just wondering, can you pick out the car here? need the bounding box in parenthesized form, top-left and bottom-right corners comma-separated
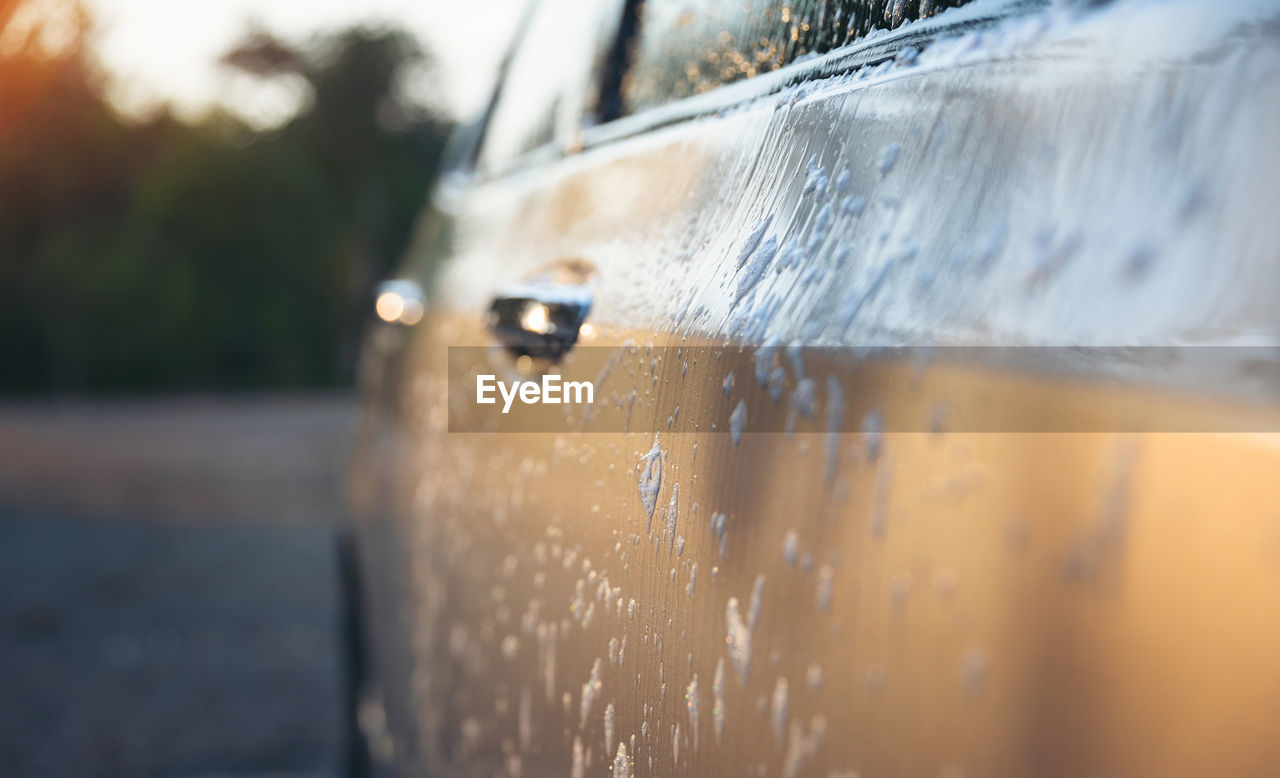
(347, 0, 1280, 776)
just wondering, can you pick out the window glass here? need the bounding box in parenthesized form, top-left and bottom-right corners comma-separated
(623, 0, 972, 114)
(477, 0, 624, 174)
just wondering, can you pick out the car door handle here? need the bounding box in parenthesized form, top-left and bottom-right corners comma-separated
(486, 281, 593, 360)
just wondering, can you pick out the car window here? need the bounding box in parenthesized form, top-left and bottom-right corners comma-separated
(477, 0, 626, 176)
(622, 0, 972, 115)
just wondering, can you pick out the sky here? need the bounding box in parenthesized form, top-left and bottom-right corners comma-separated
(76, 0, 526, 127)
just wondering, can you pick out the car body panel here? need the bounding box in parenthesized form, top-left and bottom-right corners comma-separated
(350, 1, 1280, 776)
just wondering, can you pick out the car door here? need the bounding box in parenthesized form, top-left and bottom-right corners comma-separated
(351, 1, 1280, 776)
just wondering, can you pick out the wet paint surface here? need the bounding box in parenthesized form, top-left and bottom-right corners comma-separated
(351, 1, 1280, 776)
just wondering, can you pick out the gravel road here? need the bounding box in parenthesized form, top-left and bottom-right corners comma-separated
(0, 396, 357, 778)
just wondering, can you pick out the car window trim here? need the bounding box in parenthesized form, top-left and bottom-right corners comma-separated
(581, 0, 1043, 152)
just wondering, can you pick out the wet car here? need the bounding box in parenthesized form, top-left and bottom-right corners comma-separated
(348, 0, 1280, 776)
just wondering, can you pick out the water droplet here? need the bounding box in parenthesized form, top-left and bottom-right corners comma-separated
(777, 238, 803, 272)
(782, 530, 799, 566)
(862, 409, 883, 460)
(736, 235, 779, 303)
(712, 658, 726, 742)
(686, 673, 700, 750)
(580, 658, 603, 727)
(540, 622, 558, 702)
(840, 194, 866, 216)
(1123, 241, 1156, 282)
(1066, 440, 1138, 581)
(725, 575, 765, 683)
(736, 215, 774, 270)
(835, 168, 851, 193)
(666, 483, 679, 554)
(710, 512, 728, 558)
(974, 221, 1007, 272)
(725, 598, 752, 684)
(765, 366, 785, 403)
(604, 702, 616, 755)
(834, 257, 894, 331)
(806, 662, 824, 691)
(748, 574, 765, 628)
(771, 678, 790, 743)
(824, 376, 845, 484)
(1026, 227, 1082, 290)
(519, 686, 532, 751)
(729, 400, 746, 445)
(816, 565, 835, 612)
(879, 141, 902, 175)
(572, 736, 585, 778)
(814, 203, 831, 235)
(802, 154, 829, 197)
(638, 437, 663, 532)
(612, 741, 632, 778)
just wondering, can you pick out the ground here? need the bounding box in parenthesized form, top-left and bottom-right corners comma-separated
(0, 395, 356, 777)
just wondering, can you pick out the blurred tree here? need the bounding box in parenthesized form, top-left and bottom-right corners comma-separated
(0, 2, 449, 392)
(222, 27, 447, 377)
